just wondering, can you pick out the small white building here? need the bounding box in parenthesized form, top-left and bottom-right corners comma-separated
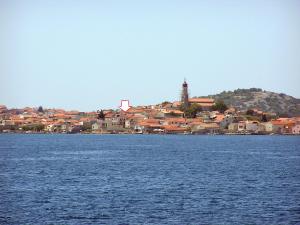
(1, 120, 15, 126)
(292, 124, 300, 134)
(92, 120, 104, 131)
(264, 122, 274, 133)
(238, 121, 246, 132)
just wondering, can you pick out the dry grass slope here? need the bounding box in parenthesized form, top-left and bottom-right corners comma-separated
(199, 88, 300, 116)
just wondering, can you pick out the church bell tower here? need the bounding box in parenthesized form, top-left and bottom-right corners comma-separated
(181, 79, 189, 110)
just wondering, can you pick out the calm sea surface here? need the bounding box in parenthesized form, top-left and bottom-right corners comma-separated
(0, 134, 300, 225)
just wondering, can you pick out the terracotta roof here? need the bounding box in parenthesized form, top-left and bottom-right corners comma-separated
(277, 118, 292, 122)
(65, 111, 80, 115)
(79, 117, 92, 122)
(166, 118, 186, 123)
(164, 110, 184, 114)
(124, 114, 135, 119)
(271, 120, 295, 126)
(139, 121, 161, 127)
(143, 119, 160, 123)
(53, 109, 66, 113)
(86, 112, 97, 115)
(104, 112, 113, 118)
(189, 98, 214, 103)
(172, 101, 182, 107)
(53, 114, 71, 119)
(293, 117, 300, 122)
(132, 114, 147, 120)
(138, 119, 161, 127)
(190, 121, 205, 126)
(214, 115, 225, 123)
(127, 108, 146, 113)
(164, 125, 188, 131)
(196, 103, 214, 107)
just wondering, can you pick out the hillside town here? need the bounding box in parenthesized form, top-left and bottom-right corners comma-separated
(1, 81, 300, 135)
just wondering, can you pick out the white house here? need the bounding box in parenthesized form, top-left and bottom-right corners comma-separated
(92, 120, 104, 132)
(292, 124, 300, 134)
(238, 121, 246, 132)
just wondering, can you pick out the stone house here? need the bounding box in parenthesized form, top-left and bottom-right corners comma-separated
(245, 121, 259, 132)
(228, 123, 238, 132)
(190, 122, 220, 134)
(103, 113, 126, 132)
(219, 115, 235, 129)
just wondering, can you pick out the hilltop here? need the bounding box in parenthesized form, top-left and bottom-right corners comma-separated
(200, 88, 300, 117)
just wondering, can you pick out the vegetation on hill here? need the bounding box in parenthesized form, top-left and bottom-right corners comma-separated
(199, 88, 300, 117)
(211, 100, 228, 113)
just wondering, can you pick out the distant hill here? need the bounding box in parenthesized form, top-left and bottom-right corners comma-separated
(200, 88, 300, 117)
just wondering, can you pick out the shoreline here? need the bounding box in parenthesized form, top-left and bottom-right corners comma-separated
(1, 131, 299, 136)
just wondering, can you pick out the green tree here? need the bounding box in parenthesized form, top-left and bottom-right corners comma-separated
(179, 104, 186, 112)
(211, 100, 228, 113)
(184, 103, 202, 118)
(161, 101, 171, 107)
(21, 125, 31, 131)
(34, 124, 45, 132)
(22, 124, 45, 132)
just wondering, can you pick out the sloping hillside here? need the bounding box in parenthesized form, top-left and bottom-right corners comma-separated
(201, 88, 300, 116)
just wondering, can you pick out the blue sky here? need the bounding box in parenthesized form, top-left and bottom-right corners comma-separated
(1, 0, 299, 111)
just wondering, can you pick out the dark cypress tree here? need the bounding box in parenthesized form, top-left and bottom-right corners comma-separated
(261, 114, 268, 122)
(37, 106, 44, 113)
(97, 110, 105, 120)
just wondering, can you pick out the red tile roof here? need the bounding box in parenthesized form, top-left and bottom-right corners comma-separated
(166, 118, 186, 123)
(164, 110, 184, 114)
(164, 125, 188, 131)
(189, 98, 214, 103)
(172, 101, 182, 107)
(214, 115, 225, 123)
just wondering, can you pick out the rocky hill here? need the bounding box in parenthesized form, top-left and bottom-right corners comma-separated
(200, 88, 300, 116)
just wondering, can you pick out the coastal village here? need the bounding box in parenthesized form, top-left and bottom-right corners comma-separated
(1, 81, 300, 135)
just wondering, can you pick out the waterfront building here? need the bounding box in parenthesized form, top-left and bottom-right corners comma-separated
(292, 123, 300, 134)
(103, 112, 126, 132)
(245, 121, 260, 132)
(228, 123, 238, 132)
(237, 121, 246, 132)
